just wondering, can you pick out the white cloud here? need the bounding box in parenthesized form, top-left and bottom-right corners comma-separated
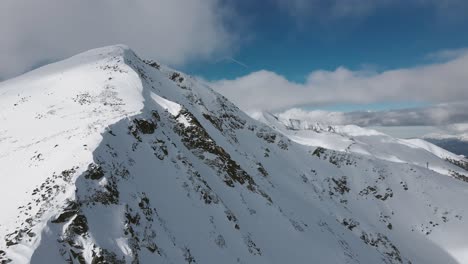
(0, 0, 239, 79)
(211, 49, 468, 112)
(272, 102, 468, 138)
(426, 48, 468, 61)
(276, 102, 468, 127)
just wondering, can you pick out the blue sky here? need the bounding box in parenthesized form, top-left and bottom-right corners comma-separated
(184, 0, 468, 118)
(183, 0, 468, 84)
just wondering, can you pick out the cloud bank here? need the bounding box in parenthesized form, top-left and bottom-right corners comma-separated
(0, 0, 238, 80)
(212, 49, 468, 112)
(271, 102, 468, 138)
(276, 102, 468, 127)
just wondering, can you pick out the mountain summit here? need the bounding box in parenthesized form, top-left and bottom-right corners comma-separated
(1, 46, 468, 263)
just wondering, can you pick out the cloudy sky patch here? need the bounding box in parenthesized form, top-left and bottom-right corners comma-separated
(0, 0, 238, 79)
(2, 0, 468, 138)
(211, 50, 468, 112)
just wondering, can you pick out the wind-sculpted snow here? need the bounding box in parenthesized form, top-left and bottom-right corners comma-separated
(1, 46, 468, 263)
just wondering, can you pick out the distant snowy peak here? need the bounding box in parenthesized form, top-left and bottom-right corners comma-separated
(255, 111, 467, 168)
(256, 111, 385, 137)
(261, 110, 468, 160)
(252, 112, 335, 133)
(278, 116, 334, 132)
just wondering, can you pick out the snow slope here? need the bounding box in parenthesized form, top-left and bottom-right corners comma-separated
(1, 46, 468, 263)
(423, 136, 468, 158)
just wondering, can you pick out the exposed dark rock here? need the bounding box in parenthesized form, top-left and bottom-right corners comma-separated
(134, 118, 156, 134)
(84, 163, 105, 180)
(332, 176, 350, 195)
(68, 215, 88, 235)
(52, 201, 80, 223)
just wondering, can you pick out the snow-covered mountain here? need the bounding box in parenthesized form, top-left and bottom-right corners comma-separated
(1, 45, 468, 264)
(255, 112, 467, 174)
(422, 135, 468, 158)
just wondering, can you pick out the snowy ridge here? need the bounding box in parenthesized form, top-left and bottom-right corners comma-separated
(1, 46, 468, 263)
(257, 112, 467, 174)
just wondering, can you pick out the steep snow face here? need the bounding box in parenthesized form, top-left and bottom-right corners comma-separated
(0, 45, 145, 257)
(1, 46, 468, 264)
